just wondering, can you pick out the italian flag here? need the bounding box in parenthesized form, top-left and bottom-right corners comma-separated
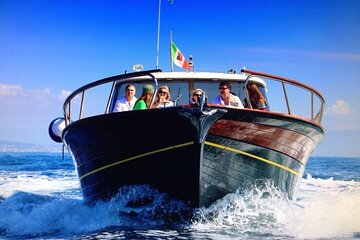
(171, 42, 190, 70)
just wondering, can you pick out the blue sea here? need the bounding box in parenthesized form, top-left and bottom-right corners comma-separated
(0, 152, 359, 239)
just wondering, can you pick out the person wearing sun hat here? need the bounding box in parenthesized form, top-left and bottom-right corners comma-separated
(133, 84, 155, 110)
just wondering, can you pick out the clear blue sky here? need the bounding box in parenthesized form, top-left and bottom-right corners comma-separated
(1, 0, 359, 156)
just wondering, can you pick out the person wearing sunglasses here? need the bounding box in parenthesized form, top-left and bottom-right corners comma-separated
(113, 84, 137, 112)
(212, 81, 244, 108)
(191, 88, 204, 104)
(151, 85, 174, 108)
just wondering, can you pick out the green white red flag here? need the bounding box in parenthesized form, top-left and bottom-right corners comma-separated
(171, 42, 190, 70)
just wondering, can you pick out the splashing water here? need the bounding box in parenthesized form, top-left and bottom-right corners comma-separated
(1, 153, 360, 239)
(287, 174, 360, 239)
(190, 180, 294, 238)
(189, 177, 360, 239)
(0, 184, 194, 238)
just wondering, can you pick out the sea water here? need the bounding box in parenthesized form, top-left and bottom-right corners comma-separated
(0, 152, 359, 239)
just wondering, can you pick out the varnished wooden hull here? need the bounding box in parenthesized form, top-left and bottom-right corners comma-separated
(200, 109, 323, 205)
(63, 106, 324, 207)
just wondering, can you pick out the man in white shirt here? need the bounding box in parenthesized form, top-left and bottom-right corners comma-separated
(113, 84, 137, 112)
(212, 81, 244, 108)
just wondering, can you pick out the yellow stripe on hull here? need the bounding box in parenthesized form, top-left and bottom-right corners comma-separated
(204, 141, 299, 176)
(79, 139, 298, 181)
(79, 141, 195, 181)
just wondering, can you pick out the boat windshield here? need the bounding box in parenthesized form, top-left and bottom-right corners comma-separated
(63, 69, 324, 125)
(110, 78, 268, 111)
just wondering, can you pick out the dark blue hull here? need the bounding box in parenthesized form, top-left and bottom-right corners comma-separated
(64, 106, 324, 207)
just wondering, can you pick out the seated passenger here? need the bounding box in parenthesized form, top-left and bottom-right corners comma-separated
(212, 81, 244, 108)
(191, 88, 204, 104)
(133, 84, 155, 110)
(246, 82, 267, 111)
(113, 84, 137, 112)
(151, 85, 174, 108)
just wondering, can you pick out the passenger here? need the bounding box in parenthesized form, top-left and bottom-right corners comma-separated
(133, 84, 155, 110)
(212, 81, 244, 108)
(113, 84, 137, 112)
(151, 85, 174, 108)
(191, 88, 204, 104)
(246, 82, 267, 111)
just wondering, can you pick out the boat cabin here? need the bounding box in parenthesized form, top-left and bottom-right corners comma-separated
(61, 69, 324, 128)
(110, 71, 268, 112)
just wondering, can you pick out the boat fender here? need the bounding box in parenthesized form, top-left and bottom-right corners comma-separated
(48, 117, 66, 143)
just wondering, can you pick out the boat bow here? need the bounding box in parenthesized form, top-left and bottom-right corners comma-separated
(177, 106, 227, 144)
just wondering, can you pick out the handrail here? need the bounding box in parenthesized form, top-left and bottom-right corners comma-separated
(79, 90, 85, 119)
(149, 73, 159, 107)
(62, 68, 325, 127)
(241, 69, 325, 124)
(281, 82, 291, 114)
(241, 69, 325, 101)
(63, 69, 162, 125)
(105, 81, 117, 114)
(243, 74, 252, 109)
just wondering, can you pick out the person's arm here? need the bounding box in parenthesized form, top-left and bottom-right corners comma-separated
(113, 99, 123, 112)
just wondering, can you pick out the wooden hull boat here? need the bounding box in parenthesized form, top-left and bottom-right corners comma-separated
(50, 69, 325, 207)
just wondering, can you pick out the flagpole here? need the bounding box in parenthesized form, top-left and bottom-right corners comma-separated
(170, 31, 173, 72)
(156, 0, 161, 69)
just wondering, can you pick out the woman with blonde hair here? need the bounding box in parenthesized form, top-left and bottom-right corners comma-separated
(246, 82, 267, 110)
(152, 85, 174, 108)
(191, 88, 204, 104)
(133, 84, 155, 110)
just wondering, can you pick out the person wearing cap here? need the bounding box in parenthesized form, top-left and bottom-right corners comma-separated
(133, 84, 155, 110)
(212, 81, 244, 108)
(113, 84, 137, 112)
(151, 85, 174, 108)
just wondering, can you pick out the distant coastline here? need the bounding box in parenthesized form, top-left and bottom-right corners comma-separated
(0, 140, 63, 153)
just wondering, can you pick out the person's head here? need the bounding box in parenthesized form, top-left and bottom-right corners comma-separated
(218, 81, 232, 98)
(247, 83, 262, 97)
(142, 84, 155, 95)
(140, 84, 155, 107)
(192, 88, 203, 103)
(125, 84, 136, 99)
(157, 85, 171, 101)
(247, 82, 267, 108)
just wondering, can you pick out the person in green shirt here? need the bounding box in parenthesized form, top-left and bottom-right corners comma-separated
(133, 84, 155, 110)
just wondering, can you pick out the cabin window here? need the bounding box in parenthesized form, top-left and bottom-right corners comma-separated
(110, 81, 190, 111)
(194, 81, 247, 105)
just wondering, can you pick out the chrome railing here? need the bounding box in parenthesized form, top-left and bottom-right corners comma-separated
(63, 68, 325, 127)
(63, 69, 161, 126)
(242, 69, 325, 124)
